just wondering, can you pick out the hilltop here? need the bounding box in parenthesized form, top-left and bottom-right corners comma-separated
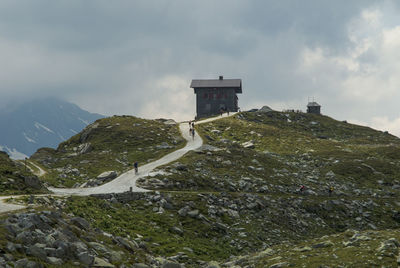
(31, 115, 186, 187)
(1, 109, 400, 267)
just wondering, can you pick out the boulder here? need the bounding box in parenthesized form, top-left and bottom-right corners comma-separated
(114, 236, 137, 252)
(78, 143, 92, 154)
(188, 210, 199, 218)
(242, 141, 255, 149)
(178, 206, 190, 217)
(97, 171, 118, 182)
(170, 226, 184, 235)
(47, 257, 63, 265)
(93, 257, 115, 267)
(312, 240, 334, 248)
(24, 176, 42, 189)
(89, 242, 109, 255)
(15, 258, 39, 268)
(71, 217, 90, 230)
(27, 243, 47, 260)
(78, 251, 94, 266)
(156, 142, 172, 149)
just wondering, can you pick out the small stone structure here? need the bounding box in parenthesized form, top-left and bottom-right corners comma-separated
(190, 76, 242, 119)
(307, 101, 321, 115)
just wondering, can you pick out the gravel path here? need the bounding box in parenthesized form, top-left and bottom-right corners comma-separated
(28, 161, 47, 177)
(49, 113, 234, 195)
(0, 196, 26, 213)
(0, 113, 234, 212)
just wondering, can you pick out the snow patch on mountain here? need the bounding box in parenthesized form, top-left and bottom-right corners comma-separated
(34, 122, 54, 133)
(57, 133, 66, 141)
(78, 117, 89, 125)
(23, 133, 36, 143)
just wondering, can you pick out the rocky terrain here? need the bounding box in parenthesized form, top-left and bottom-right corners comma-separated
(2, 109, 400, 267)
(31, 115, 185, 188)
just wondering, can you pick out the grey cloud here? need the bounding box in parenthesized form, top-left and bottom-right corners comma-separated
(0, 0, 399, 134)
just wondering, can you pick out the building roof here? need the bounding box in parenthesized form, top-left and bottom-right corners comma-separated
(190, 78, 242, 93)
(307, 101, 321, 107)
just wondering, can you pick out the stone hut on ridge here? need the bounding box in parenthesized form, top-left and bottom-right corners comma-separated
(307, 101, 321, 115)
(190, 76, 242, 119)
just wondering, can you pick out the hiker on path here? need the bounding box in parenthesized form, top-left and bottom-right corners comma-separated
(134, 161, 138, 174)
(191, 128, 195, 140)
(328, 186, 334, 196)
(299, 185, 305, 193)
(191, 121, 195, 129)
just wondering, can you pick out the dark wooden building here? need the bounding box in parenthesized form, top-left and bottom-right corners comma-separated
(307, 101, 321, 115)
(190, 76, 242, 119)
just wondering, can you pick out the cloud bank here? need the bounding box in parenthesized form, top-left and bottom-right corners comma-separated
(1, 1, 400, 135)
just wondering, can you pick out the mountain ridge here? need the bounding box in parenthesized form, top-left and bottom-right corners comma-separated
(0, 98, 104, 159)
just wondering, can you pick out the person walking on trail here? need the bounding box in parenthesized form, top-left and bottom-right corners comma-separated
(191, 128, 195, 140)
(328, 186, 334, 196)
(191, 121, 195, 129)
(299, 185, 305, 193)
(134, 161, 138, 174)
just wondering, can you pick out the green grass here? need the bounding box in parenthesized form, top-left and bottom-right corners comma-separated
(245, 228, 400, 267)
(144, 111, 400, 196)
(64, 195, 240, 265)
(0, 151, 47, 195)
(31, 115, 186, 187)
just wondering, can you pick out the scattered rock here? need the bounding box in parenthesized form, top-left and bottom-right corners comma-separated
(242, 141, 255, 149)
(97, 171, 118, 182)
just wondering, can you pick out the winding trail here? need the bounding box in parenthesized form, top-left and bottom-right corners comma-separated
(28, 160, 47, 177)
(0, 113, 234, 212)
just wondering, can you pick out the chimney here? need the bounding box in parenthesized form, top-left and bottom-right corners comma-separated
(219, 75, 223, 80)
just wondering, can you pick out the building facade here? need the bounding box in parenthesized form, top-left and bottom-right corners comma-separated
(307, 101, 321, 114)
(190, 76, 242, 119)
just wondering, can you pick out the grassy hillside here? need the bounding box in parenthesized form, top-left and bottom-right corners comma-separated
(229, 228, 400, 267)
(131, 110, 400, 265)
(139, 111, 400, 196)
(13, 110, 400, 266)
(0, 151, 47, 195)
(31, 115, 186, 187)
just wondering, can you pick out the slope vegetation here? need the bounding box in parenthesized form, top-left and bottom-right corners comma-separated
(8, 110, 400, 267)
(0, 151, 47, 195)
(31, 115, 185, 187)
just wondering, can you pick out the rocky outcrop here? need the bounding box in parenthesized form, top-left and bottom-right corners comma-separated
(1, 211, 127, 267)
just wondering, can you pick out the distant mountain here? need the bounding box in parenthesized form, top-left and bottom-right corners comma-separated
(0, 98, 104, 159)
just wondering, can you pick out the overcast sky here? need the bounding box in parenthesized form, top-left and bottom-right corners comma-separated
(2, 0, 400, 135)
